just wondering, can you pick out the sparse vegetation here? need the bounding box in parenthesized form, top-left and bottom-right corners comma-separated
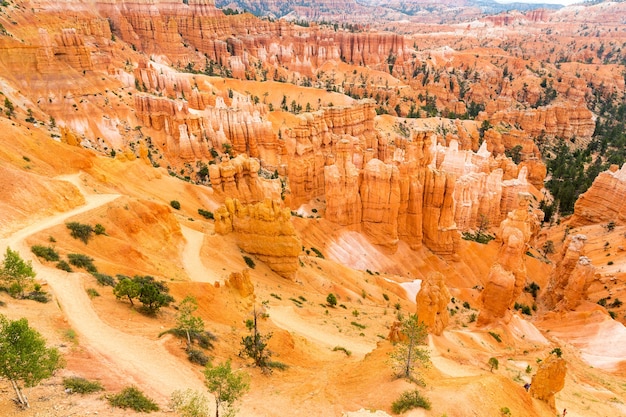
(488, 357, 499, 372)
(92, 272, 115, 287)
(390, 314, 429, 384)
(326, 293, 337, 307)
(1, 247, 36, 298)
(243, 255, 256, 269)
(113, 275, 174, 314)
(86, 288, 100, 298)
(170, 200, 181, 210)
(240, 307, 276, 372)
(198, 209, 214, 219)
(170, 389, 211, 417)
(0, 314, 63, 408)
(94, 223, 106, 235)
(204, 360, 249, 417)
(489, 332, 502, 343)
(31, 245, 60, 262)
(56, 260, 73, 272)
(332, 346, 352, 356)
(66, 222, 94, 244)
(63, 376, 104, 394)
(108, 386, 159, 412)
(67, 253, 98, 273)
(391, 389, 431, 413)
(550, 347, 563, 358)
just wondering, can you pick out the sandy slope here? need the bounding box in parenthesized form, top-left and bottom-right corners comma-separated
(0, 174, 205, 403)
(270, 305, 376, 358)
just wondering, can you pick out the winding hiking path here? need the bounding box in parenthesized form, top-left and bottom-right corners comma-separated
(180, 225, 217, 284)
(0, 174, 205, 400)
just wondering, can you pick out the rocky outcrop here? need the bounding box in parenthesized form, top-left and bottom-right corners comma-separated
(542, 235, 595, 311)
(214, 198, 301, 278)
(571, 164, 626, 226)
(387, 321, 405, 343)
(226, 268, 255, 298)
(416, 272, 450, 336)
(530, 354, 567, 410)
(487, 102, 595, 143)
(478, 193, 538, 326)
(209, 154, 265, 204)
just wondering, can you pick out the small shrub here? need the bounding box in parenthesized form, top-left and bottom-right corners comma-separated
(94, 224, 106, 235)
(243, 255, 256, 269)
(468, 313, 477, 323)
(524, 282, 541, 298)
(267, 361, 289, 371)
(608, 261, 614, 265)
(56, 260, 73, 272)
(391, 389, 431, 413)
(488, 357, 499, 372)
(270, 293, 282, 300)
(92, 272, 115, 287)
(611, 298, 623, 308)
(489, 332, 502, 343)
(462, 301, 471, 309)
(525, 365, 532, 374)
(186, 348, 210, 366)
(461, 230, 494, 244)
(383, 293, 390, 301)
(310, 247, 324, 259)
(26, 291, 50, 303)
(170, 200, 181, 210)
(66, 222, 94, 244)
(550, 347, 563, 358)
(332, 346, 352, 356)
(31, 245, 59, 262)
(500, 407, 511, 416)
(350, 321, 366, 329)
(197, 209, 214, 219)
(326, 293, 337, 307)
(108, 386, 159, 412)
(63, 376, 104, 394)
(86, 288, 100, 298)
(67, 253, 97, 273)
(609, 310, 617, 319)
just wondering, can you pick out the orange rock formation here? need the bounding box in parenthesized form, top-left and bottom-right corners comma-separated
(214, 198, 301, 278)
(416, 272, 450, 336)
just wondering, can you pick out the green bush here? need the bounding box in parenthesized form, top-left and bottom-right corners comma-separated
(170, 200, 181, 210)
(243, 255, 255, 269)
(63, 376, 104, 394)
(56, 260, 73, 272)
(86, 288, 100, 298)
(332, 346, 352, 356)
(197, 209, 214, 219)
(391, 390, 431, 413)
(186, 348, 210, 366)
(461, 231, 495, 244)
(350, 321, 366, 329)
(310, 247, 324, 259)
(108, 386, 159, 412)
(67, 253, 97, 273)
(66, 222, 94, 244)
(26, 291, 50, 303)
(31, 245, 60, 262)
(267, 360, 289, 371)
(326, 293, 337, 307)
(94, 224, 106, 235)
(489, 331, 502, 343)
(92, 272, 115, 287)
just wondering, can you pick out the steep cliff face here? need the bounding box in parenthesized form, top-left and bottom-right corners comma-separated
(478, 193, 539, 326)
(571, 164, 626, 226)
(487, 102, 595, 144)
(542, 234, 595, 311)
(214, 198, 302, 278)
(416, 272, 450, 336)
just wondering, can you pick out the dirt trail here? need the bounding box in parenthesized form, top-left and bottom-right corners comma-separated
(180, 225, 217, 284)
(0, 174, 205, 401)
